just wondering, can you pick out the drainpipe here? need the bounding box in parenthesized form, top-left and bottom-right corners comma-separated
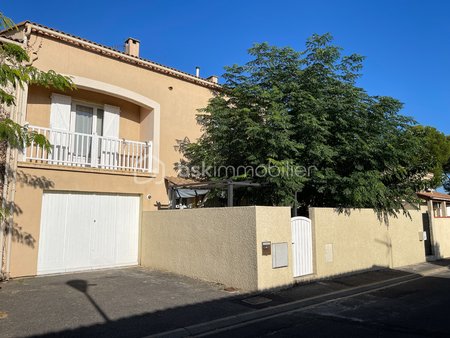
(1, 28, 30, 278)
(24, 25, 39, 66)
(4, 82, 27, 278)
(4, 149, 18, 276)
(0, 145, 11, 278)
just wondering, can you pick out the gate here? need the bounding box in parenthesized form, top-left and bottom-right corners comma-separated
(291, 216, 313, 277)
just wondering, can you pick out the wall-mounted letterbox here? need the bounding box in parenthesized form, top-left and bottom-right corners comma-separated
(262, 241, 271, 255)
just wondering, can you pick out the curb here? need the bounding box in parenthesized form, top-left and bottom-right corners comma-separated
(149, 264, 450, 337)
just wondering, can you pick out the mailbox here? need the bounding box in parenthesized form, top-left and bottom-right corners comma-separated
(262, 241, 271, 255)
(419, 231, 427, 241)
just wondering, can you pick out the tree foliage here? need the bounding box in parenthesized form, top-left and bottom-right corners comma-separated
(0, 13, 74, 150)
(181, 33, 434, 215)
(410, 126, 450, 188)
(0, 13, 74, 220)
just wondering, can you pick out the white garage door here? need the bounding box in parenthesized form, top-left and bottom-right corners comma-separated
(37, 192, 140, 275)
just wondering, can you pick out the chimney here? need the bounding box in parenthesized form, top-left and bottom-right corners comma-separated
(207, 75, 219, 84)
(125, 37, 140, 57)
(195, 66, 200, 78)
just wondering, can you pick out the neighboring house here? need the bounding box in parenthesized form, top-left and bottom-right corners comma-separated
(0, 22, 218, 278)
(417, 190, 450, 258)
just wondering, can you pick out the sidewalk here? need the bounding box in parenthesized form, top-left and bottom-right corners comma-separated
(155, 259, 450, 337)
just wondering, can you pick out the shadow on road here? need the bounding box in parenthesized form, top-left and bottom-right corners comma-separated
(27, 264, 450, 338)
(66, 279, 110, 322)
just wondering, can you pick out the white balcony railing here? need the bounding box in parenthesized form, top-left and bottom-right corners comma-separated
(24, 126, 153, 173)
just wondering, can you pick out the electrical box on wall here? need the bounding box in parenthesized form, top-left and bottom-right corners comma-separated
(272, 242, 288, 268)
(419, 231, 427, 241)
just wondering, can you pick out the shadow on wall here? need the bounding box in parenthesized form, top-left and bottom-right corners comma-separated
(6, 221, 36, 248)
(24, 264, 450, 338)
(374, 234, 394, 267)
(16, 170, 55, 189)
(2, 170, 55, 248)
(434, 242, 442, 260)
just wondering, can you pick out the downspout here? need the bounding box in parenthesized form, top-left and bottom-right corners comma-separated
(0, 35, 21, 278)
(4, 82, 28, 277)
(0, 145, 11, 279)
(23, 24, 32, 46)
(1, 26, 31, 278)
(24, 24, 39, 66)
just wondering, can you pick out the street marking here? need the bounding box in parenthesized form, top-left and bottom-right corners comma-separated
(150, 266, 450, 338)
(193, 275, 426, 337)
(242, 296, 272, 305)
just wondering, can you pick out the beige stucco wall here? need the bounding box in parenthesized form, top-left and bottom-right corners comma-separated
(26, 86, 142, 141)
(141, 206, 293, 291)
(308, 206, 427, 279)
(255, 207, 293, 290)
(141, 207, 259, 290)
(8, 31, 215, 277)
(10, 164, 160, 278)
(431, 217, 450, 258)
(28, 32, 212, 200)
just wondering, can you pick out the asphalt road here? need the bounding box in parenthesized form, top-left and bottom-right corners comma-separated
(207, 269, 450, 337)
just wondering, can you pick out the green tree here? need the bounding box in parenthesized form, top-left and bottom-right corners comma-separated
(181, 33, 433, 215)
(0, 13, 73, 150)
(0, 13, 74, 218)
(443, 135, 450, 193)
(411, 126, 450, 188)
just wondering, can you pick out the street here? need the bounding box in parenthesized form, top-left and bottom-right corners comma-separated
(207, 268, 450, 337)
(1, 265, 449, 337)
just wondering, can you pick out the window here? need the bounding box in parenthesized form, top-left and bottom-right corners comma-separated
(433, 202, 444, 217)
(72, 102, 105, 159)
(73, 104, 104, 136)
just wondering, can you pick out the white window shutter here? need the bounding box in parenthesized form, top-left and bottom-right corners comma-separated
(103, 104, 120, 138)
(101, 104, 120, 169)
(50, 94, 71, 131)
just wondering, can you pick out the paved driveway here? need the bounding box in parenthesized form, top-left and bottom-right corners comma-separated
(0, 267, 247, 337)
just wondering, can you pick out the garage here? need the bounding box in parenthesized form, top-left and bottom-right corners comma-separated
(37, 192, 140, 275)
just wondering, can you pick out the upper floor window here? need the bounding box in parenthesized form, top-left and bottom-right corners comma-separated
(73, 103, 104, 136)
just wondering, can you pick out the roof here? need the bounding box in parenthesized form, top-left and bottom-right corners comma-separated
(2, 21, 220, 90)
(417, 191, 450, 202)
(165, 176, 201, 186)
(0, 35, 21, 46)
(165, 176, 263, 189)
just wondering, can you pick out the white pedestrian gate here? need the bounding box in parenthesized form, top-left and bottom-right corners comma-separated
(37, 192, 140, 275)
(291, 216, 313, 277)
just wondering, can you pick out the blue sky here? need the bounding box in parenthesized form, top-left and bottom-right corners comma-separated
(3, 0, 449, 133)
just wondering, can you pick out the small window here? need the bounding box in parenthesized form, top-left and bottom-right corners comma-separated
(433, 202, 443, 217)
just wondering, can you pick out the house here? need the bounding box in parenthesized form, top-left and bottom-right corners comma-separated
(417, 190, 450, 258)
(0, 22, 218, 278)
(2, 22, 450, 292)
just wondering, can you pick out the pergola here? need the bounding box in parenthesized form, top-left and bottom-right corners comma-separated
(166, 177, 263, 208)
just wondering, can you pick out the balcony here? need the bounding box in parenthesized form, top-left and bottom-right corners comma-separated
(23, 126, 153, 173)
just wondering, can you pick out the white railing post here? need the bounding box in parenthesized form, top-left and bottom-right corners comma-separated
(147, 140, 153, 173)
(91, 133, 99, 168)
